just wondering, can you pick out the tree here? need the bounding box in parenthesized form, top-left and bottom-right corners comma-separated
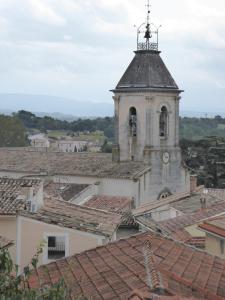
(101, 140, 112, 153)
(0, 243, 68, 300)
(0, 115, 28, 147)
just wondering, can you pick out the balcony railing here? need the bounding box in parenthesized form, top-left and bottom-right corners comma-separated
(137, 42, 158, 51)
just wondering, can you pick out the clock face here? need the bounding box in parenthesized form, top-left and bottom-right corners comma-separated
(162, 152, 170, 164)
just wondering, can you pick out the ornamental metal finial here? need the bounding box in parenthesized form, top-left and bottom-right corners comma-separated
(135, 0, 161, 51)
(144, 0, 152, 40)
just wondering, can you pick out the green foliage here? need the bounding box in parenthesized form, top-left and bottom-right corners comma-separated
(101, 140, 112, 153)
(15, 111, 115, 140)
(180, 116, 225, 140)
(0, 243, 69, 300)
(181, 136, 225, 188)
(0, 115, 28, 147)
(15, 111, 225, 142)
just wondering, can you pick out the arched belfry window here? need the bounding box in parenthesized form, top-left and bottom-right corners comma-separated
(159, 106, 168, 137)
(129, 107, 137, 137)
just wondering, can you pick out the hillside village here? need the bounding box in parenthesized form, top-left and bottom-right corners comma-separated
(1, 3, 225, 300)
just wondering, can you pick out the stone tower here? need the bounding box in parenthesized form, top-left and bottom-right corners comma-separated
(111, 3, 190, 201)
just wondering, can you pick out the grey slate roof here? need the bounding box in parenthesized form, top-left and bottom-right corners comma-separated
(114, 50, 179, 92)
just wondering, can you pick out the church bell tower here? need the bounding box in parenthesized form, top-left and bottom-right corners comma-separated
(111, 1, 190, 200)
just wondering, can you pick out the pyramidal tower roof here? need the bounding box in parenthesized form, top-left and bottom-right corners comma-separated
(115, 50, 179, 92)
(112, 1, 180, 93)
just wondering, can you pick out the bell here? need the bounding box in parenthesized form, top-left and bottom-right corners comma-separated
(144, 29, 152, 39)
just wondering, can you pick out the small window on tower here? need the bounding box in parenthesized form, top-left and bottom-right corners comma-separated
(159, 106, 168, 137)
(129, 107, 137, 137)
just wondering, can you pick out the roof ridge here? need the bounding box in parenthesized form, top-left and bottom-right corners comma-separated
(45, 197, 123, 217)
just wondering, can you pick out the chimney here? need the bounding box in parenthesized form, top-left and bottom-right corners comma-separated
(190, 175, 197, 193)
(200, 189, 208, 209)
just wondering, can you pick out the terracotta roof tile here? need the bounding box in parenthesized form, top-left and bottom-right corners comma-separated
(29, 232, 225, 299)
(19, 197, 122, 237)
(133, 189, 225, 218)
(132, 193, 190, 216)
(84, 195, 133, 214)
(199, 215, 225, 238)
(0, 149, 148, 179)
(137, 200, 225, 242)
(0, 178, 42, 215)
(44, 181, 89, 201)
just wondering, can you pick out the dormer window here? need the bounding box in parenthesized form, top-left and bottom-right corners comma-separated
(129, 107, 137, 137)
(159, 106, 168, 137)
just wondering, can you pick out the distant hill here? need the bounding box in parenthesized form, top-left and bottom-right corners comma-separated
(0, 94, 114, 117)
(180, 111, 225, 118)
(0, 93, 224, 119)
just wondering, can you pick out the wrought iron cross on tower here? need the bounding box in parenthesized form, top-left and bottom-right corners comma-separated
(136, 0, 161, 51)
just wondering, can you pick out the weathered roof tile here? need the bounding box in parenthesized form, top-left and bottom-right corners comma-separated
(0, 149, 148, 179)
(0, 178, 42, 215)
(29, 232, 225, 299)
(19, 197, 122, 237)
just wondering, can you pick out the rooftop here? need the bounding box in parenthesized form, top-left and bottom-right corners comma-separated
(133, 189, 225, 217)
(44, 181, 89, 201)
(20, 197, 123, 237)
(28, 232, 225, 299)
(172, 189, 225, 214)
(84, 195, 133, 214)
(114, 51, 179, 93)
(135, 194, 225, 243)
(132, 192, 190, 217)
(0, 178, 42, 215)
(0, 149, 148, 179)
(199, 215, 225, 239)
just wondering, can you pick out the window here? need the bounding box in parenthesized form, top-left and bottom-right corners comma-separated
(159, 106, 168, 137)
(47, 236, 66, 260)
(129, 107, 137, 137)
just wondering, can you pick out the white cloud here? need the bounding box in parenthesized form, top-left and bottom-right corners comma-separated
(0, 0, 225, 113)
(28, 0, 66, 26)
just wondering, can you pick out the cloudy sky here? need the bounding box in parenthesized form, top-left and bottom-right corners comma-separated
(0, 0, 225, 114)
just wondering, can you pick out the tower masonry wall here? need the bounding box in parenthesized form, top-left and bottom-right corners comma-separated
(113, 91, 190, 202)
(115, 92, 180, 161)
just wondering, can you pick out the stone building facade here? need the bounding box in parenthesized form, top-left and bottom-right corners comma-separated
(112, 49, 190, 200)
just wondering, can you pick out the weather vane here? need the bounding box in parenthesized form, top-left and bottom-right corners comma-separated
(135, 0, 161, 51)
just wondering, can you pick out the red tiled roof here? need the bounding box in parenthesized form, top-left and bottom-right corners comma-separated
(0, 178, 42, 215)
(20, 197, 123, 237)
(128, 289, 196, 299)
(186, 237, 205, 249)
(0, 149, 149, 179)
(207, 189, 225, 201)
(44, 182, 89, 201)
(132, 192, 190, 216)
(159, 201, 225, 235)
(199, 216, 225, 239)
(29, 232, 225, 299)
(133, 189, 225, 218)
(84, 195, 133, 214)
